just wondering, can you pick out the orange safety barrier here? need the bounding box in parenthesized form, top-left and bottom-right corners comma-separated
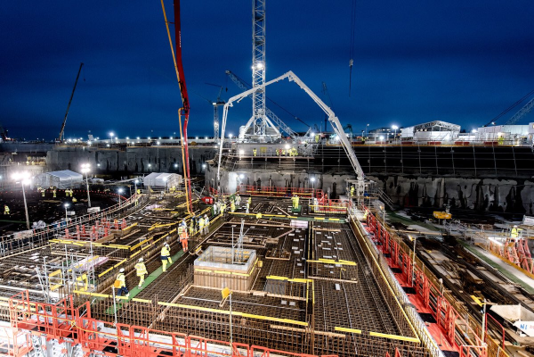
(365, 211, 488, 357)
(488, 238, 534, 276)
(8, 290, 337, 357)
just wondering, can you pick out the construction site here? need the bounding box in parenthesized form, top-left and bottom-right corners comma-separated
(1, 1, 534, 357)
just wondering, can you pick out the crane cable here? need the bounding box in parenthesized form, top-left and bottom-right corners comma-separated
(348, 0, 357, 97)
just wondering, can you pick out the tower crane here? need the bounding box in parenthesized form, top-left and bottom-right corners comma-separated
(57, 62, 83, 142)
(161, 0, 193, 213)
(226, 70, 297, 138)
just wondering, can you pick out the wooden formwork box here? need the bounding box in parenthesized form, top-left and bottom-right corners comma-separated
(193, 258, 259, 291)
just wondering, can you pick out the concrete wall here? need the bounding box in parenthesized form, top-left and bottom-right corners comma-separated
(46, 146, 216, 175)
(368, 175, 534, 214)
(205, 164, 354, 199)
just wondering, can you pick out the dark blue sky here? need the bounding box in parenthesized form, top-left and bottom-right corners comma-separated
(1, 1, 533, 140)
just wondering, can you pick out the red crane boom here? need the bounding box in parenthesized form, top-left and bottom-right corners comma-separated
(161, 0, 193, 213)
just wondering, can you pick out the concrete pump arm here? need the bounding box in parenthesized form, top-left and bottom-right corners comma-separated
(217, 70, 365, 195)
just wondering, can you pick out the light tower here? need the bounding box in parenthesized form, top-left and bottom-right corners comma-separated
(240, 0, 281, 141)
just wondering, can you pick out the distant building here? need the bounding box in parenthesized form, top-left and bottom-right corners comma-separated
(400, 121, 460, 142)
(475, 124, 529, 144)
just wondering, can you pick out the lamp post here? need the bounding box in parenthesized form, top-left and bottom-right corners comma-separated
(64, 203, 70, 224)
(118, 188, 124, 207)
(310, 177, 316, 198)
(366, 124, 369, 137)
(80, 163, 91, 208)
(12, 172, 31, 230)
(109, 132, 115, 145)
(391, 125, 398, 144)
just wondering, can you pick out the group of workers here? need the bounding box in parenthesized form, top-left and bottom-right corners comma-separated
(275, 147, 298, 157)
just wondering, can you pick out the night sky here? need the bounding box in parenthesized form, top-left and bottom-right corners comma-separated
(1, 1, 533, 141)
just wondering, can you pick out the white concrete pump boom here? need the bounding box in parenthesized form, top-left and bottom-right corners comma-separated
(217, 70, 366, 196)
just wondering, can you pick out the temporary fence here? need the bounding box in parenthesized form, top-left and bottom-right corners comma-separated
(8, 290, 339, 357)
(487, 238, 534, 277)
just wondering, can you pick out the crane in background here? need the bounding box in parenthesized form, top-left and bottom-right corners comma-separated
(57, 62, 84, 142)
(161, 0, 193, 213)
(321, 82, 334, 132)
(484, 89, 534, 127)
(205, 83, 226, 142)
(225, 70, 300, 138)
(504, 96, 534, 126)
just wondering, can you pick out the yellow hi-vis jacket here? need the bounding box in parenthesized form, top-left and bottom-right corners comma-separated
(115, 273, 126, 288)
(511, 228, 519, 238)
(135, 262, 147, 276)
(161, 246, 170, 258)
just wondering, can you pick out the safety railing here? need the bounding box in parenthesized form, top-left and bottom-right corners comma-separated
(361, 209, 492, 357)
(0, 192, 149, 258)
(8, 290, 338, 357)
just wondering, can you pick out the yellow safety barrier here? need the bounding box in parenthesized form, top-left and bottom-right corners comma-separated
(335, 327, 362, 334)
(470, 295, 483, 307)
(266, 276, 312, 283)
(369, 331, 420, 343)
(307, 259, 357, 266)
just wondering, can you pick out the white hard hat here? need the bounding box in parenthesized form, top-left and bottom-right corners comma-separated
(120, 268, 125, 273)
(514, 225, 518, 228)
(139, 258, 143, 262)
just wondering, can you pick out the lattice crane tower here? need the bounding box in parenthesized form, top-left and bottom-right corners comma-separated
(240, 0, 281, 141)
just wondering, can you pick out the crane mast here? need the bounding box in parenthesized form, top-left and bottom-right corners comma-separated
(58, 62, 83, 142)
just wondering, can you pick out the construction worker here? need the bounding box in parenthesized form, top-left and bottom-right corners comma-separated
(315, 134, 320, 143)
(292, 194, 299, 209)
(203, 214, 210, 235)
(114, 268, 129, 298)
(312, 197, 319, 212)
(53, 188, 57, 198)
(256, 212, 262, 220)
(134, 258, 147, 288)
(247, 196, 252, 205)
(137, 188, 141, 195)
(231, 200, 236, 213)
(511, 225, 520, 239)
(198, 216, 205, 237)
(253, 148, 257, 157)
(221, 201, 227, 217)
(179, 225, 189, 252)
(350, 185, 355, 197)
(161, 242, 172, 272)
(3, 205, 9, 215)
(65, 189, 70, 197)
(235, 193, 241, 206)
(246, 201, 250, 214)
(188, 217, 195, 236)
(72, 197, 77, 203)
(41, 188, 46, 197)
(282, 148, 286, 156)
